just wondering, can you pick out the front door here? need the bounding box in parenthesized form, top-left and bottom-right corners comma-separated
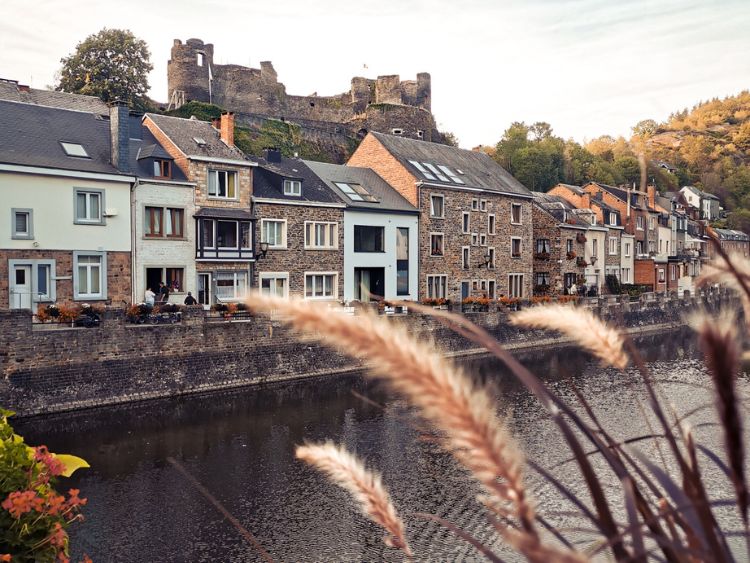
(354, 268, 385, 301)
(461, 281, 470, 301)
(10, 265, 32, 310)
(197, 273, 211, 309)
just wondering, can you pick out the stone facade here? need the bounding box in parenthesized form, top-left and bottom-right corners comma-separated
(530, 205, 586, 293)
(253, 202, 344, 299)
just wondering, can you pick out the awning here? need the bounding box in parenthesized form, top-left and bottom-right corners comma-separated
(194, 207, 254, 220)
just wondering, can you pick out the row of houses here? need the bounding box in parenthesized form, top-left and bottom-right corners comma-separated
(0, 88, 747, 310)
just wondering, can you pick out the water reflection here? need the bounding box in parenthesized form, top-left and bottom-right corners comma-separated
(17, 328, 747, 562)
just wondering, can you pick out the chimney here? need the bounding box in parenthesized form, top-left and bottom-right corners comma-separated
(581, 193, 590, 209)
(109, 100, 130, 173)
(219, 111, 234, 146)
(646, 184, 656, 209)
(264, 147, 282, 163)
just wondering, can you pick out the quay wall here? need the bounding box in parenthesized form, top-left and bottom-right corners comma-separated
(0, 290, 733, 416)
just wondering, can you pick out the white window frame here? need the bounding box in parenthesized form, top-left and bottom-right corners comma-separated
(260, 219, 288, 249)
(11, 208, 33, 240)
(215, 270, 249, 301)
(624, 242, 632, 257)
(622, 268, 631, 284)
(430, 232, 444, 257)
(511, 203, 522, 225)
(259, 272, 290, 297)
(488, 214, 496, 235)
(480, 233, 487, 246)
(207, 169, 239, 200)
(488, 247, 495, 269)
(609, 212, 617, 226)
(608, 237, 618, 255)
(471, 233, 478, 246)
(304, 221, 338, 250)
(430, 194, 445, 218)
(426, 274, 448, 299)
(472, 198, 479, 211)
(304, 271, 338, 300)
(649, 216, 655, 230)
(283, 179, 302, 196)
(511, 237, 522, 258)
(462, 212, 470, 234)
(8, 259, 56, 303)
(74, 188, 105, 225)
(73, 251, 107, 301)
(508, 273, 524, 298)
(636, 216, 644, 230)
(480, 199, 487, 212)
(462, 246, 470, 269)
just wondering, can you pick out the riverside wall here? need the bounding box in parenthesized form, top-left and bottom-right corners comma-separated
(0, 290, 733, 417)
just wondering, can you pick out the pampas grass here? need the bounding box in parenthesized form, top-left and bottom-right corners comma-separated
(295, 441, 411, 556)
(509, 304, 628, 370)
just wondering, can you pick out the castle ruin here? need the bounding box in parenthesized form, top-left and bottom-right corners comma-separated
(167, 38, 441, 148)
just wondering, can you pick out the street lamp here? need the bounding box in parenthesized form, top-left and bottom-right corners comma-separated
(258, 241, 269, 259)
(479, 252, 492, 268)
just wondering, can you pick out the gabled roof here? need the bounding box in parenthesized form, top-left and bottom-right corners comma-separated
(0, 99, 122, 175)
(369, 131, 531, 198)
(129, 124, 189, 183)
(586, 182, 645, 209)
(714, 228, 749, 241)
(144, 113, 249, 163)
(0, 80, 109, 114)
(531, 191, 590, 228)
(252, 156, 343, 204)
(304, 160, 418, 214)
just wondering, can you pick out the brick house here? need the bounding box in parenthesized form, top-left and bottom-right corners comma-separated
(349, 132, 533, 302)
(0, 100, 133, 309)
(305, 160, 420, 302)
(143, 112, 256, 306)
(251, 149, 345, 300)
(530, 192, 587, 294)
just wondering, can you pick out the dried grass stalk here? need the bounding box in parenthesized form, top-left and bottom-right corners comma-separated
(697, 250, 750, 323)
(247, 294, 535, 533)
(509, 304, 628, 370)
(296, 441, 411, 556)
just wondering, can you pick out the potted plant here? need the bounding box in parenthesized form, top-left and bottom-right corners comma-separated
(534, 251, 551, 261)
(576, 257, 588, 267)
(566, 250, 577, 260)
(576, 233, 587, 243)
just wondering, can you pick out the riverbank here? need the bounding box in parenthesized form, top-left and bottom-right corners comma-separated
(0, 290, 732, 417)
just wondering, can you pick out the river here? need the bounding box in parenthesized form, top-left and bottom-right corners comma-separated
(17, 327, 749, 562)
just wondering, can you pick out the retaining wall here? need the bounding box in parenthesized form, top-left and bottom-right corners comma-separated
(0, 290, 733, 416)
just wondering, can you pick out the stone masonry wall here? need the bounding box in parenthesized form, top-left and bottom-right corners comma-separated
(531, 206, 586, 291)
(0, 289, 733, 417)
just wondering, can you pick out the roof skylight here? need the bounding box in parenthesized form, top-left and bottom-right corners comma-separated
(193, 137, 207, 147)
(437, 164, 465, 184)
(60, 142, 89, 158)
(334, 182, 378, 203)
(408, 160, 436, 181)
(423, 163, 449, 182)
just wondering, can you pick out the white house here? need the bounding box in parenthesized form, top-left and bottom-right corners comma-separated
(305, 161, 420, 302)
(620, 233, 635, 284)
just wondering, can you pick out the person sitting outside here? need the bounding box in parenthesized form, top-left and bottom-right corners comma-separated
(184, 292, 198, 306)
(144, 287, 155, 307)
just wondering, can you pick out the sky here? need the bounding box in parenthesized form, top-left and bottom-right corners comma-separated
(1, 0, 749, 149)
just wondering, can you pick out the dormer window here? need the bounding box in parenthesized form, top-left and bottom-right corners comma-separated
(60, 142, 89, 158)
(609, 212, 617, 226)
(153, 159, 172, 179)
(283, 179, 302, 196)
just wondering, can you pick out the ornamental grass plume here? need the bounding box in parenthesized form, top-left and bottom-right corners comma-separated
(295, 441, 411, 556)
(509, 304, 628, 370)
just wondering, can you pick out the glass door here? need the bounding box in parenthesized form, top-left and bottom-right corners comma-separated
(197, 273, 211, 309)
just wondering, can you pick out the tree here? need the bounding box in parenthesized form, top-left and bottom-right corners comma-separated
(56, 28, 153, 110)
(494, 122, 530, 174)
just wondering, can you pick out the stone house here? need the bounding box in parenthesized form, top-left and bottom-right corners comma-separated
(348, 132, 533, 302)
(251, 150, 345, 300)
(709, 227, 750, 260)
(305, 160, 420, 302)
(143, 112, 256, 305)
(0, 100, 133, 309)
(530, 192, 587, 294)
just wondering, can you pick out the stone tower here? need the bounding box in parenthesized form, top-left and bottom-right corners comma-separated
(167, 38, 214, 106)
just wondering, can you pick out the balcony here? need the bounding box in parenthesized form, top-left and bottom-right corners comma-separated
(195, 212, 255, 262)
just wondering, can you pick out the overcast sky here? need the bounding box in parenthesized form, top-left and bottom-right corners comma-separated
(2, 0, 749, 148)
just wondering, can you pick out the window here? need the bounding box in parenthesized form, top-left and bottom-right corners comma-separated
(462, 246, 470, 269)
(305, 222, 338, 249)
(670, 264, 678, 281)
(535, 272, 550, 287)
(11, 209, 33, 239)
(410, 161, 436, 181)
(74, 189, 103, 224)
(471, 233, 478, 246)
(283, 179, 302, 196)
(480, 234, 487, 246)
(430, 194, 444, 218)
(436, 165, 464, 184)
(609, 212, 617, 226)
(488, 214, 496, 235)
(566, 239, 574, 254)
(488, 247, 495, 269)
(624, 242, 631, 257)
(462, 212, 470, 233)
(196, 52, 205, 66)
(590, 215, 597, 226)
(153, 160, 172, 179)
(472, 280, 479, 291)
(649, 217, 655, 230)
(592, 239, 598, 257)
(430, 233, 444, 256)
(472, 198, 479, 211)
(144, 207, 184, 238)
(305, 273, 337, 299)
(208, 170, 238, 199)
(260, 273, 289, 297)
(215, 271, 248, 300)
(636, 241, 644, 255)
(658, 268, 666, 283)
(423, 163, 449, 182)
(636, 216, 644, 230)
(261, 219, 287, 248)
(73, 252, 106, 300)
(480, 199, 487, 212)
(354, 225, 385, 252)
(609, 237, 618, 255)
(508, 274, 524, 298)
(146, 267, 185, 293)
(391, 128, 403, 135)
(396, 227, 410, 295)
(334, 182, 377, 202)
(536, 239, 550, 253)
(427, 275, 447, 299)
(622, 268, 631, 283)
(488, 280, 496, 298)
(511, 237, 522, 258)
(217, 221, 238, 248)
(511, 203, 522, 224)
(60, 142, 89, 158)
(8, 260, 55, 303)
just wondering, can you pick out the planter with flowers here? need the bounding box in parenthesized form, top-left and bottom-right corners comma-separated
(498, 296, 520, 311)
(421, 298, 451, 310)
(462, 296, 490, 312)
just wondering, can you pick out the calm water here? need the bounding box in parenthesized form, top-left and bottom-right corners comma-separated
(17, 328, 749, 562)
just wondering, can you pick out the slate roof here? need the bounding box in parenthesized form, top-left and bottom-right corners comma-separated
(0, 99, 122, 175)
(531, 192, 590, 228)
(252, 155, 343, 204)
(0, 80, 109, 114)
(369, 132, 532, 198)
(194, 208, 254, 220)
(129, 122, 189, 183)
(303, 160, 418, 214)
(588, 182, 645, 209)
(714, 228, 749, 241)
(145, 113, 249, 163)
